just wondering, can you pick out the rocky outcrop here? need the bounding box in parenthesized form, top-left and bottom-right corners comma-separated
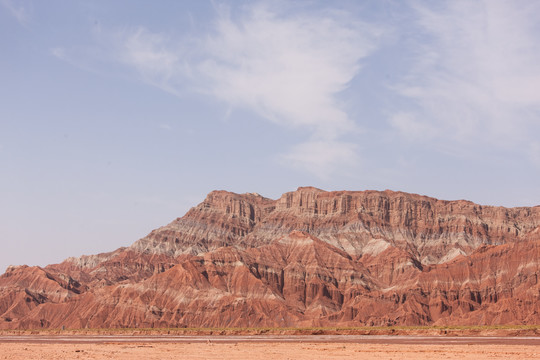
(0, 187, 539, 329)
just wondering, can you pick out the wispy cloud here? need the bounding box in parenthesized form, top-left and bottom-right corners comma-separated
(100, 3, 382, 177)
(194, 5, 378, 139)
(1, 0, 31, 26)
(389, 112, 436, 142)
(391, 0, 540, 152)
(280, 140, 358, 180)
(55, 1, 540, 178)
(117, 28, 184, 96)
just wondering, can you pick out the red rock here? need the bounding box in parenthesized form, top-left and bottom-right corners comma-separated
(0, 188, 539, 329)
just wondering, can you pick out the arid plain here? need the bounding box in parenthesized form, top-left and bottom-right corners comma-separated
(1, 331, 540, 359)
(0, 340, 539, 360)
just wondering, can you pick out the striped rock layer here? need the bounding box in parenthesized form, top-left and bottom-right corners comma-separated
(1, 187, 539, 329)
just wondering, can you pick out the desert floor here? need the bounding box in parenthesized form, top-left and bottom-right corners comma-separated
(1, 339, 539, 360)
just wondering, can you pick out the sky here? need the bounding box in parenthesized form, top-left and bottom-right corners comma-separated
(1, 0, 540, 272)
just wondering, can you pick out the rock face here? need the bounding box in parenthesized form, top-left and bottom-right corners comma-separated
(1, 187, 539, 329)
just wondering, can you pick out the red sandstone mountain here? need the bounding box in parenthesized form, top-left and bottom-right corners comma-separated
(1, 187, 539, 329)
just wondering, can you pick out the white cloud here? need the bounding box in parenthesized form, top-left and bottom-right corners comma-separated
(50, 46, 105, 76)
(195, 5, 378, 139)
(118, 28, 183, 96)
(280, 140, 358, 180)
(1, 0, 31, 26)
(108, 3, 382, 176)
(50, 47, 72, 63)
(391, 0, 540, 150)
(389, 112, 437, 141)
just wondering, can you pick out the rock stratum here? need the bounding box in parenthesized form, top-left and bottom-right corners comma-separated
(1, 187, 539, 329)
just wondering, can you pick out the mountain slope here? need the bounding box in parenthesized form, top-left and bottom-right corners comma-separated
(1, 187, 539, 329)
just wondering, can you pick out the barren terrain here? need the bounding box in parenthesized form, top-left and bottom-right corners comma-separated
(1, 340, 538, 360)
(2, 188, 539, 329)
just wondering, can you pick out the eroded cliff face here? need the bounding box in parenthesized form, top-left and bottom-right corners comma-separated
(1, 187, 539, 329)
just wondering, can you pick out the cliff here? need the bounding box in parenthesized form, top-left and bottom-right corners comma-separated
(1, 187, 538, 329)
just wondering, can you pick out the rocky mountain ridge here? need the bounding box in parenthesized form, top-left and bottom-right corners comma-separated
(1, 187, 539, 329)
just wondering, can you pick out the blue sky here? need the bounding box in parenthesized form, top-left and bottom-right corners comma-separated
(1, 0, 540, 272)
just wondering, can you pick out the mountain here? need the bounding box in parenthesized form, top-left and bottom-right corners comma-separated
(1, 187, 539, 329)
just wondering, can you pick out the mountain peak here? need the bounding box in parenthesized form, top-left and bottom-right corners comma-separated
(1, 188, 539, 329)
(296, 186, 325, 192)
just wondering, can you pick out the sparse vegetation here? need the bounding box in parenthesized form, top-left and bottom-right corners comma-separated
(1, 324, 539, 336)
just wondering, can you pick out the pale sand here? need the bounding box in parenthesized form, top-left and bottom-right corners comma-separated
(1, 342, 538, 359)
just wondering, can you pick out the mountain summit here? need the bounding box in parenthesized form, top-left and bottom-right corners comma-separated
(1, 188, 539, 329)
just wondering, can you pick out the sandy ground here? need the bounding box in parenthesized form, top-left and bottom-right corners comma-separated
(1, 342, 539, 359)
(2, 334, 540, 345)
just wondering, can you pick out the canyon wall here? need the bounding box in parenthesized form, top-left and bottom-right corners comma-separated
(1, 187, 539, 329)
